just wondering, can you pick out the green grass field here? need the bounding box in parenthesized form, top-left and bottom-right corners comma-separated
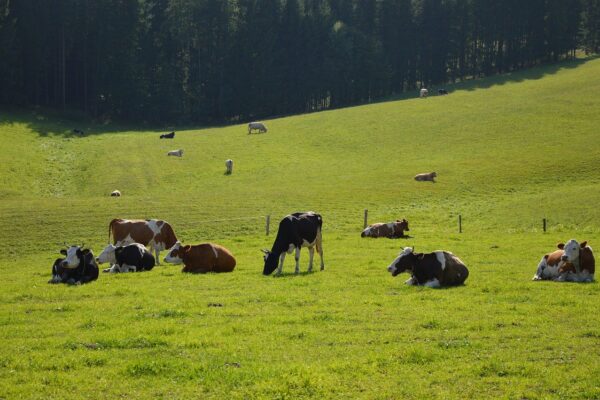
(1, 57, 600, 399)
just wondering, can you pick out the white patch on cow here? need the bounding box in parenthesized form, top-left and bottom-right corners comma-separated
(424, 278, 441, 288)
(562, 239, 580, 268)
(434, 251, 446, 270)
(116, 234, 135, 247)
(96, 244, 117, 264)
(386, 223, 395, 235)
(405, 276, 417, 285)
(62, 246, 81, 269)
(210, 244, 219, 259)
(164, 242, 183, 265)
(146, 220, 162, 237)
(120, 264, 136, 273)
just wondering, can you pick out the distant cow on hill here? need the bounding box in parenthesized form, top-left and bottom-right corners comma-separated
(361, 219, 410, 238)
(414, 172, 437, 182)
(167, 149, 183, 157)
(225, 159, 233, 175)
(110, 190, 121, 197)
(420, 88, 428, 98)
(160, 131, 175, 139)
(438, 89, 448, 95)
(248, 122, 267, 134)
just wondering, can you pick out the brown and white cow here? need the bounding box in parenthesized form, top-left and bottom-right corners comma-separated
(361, 219, 410, 238)
(108, 219, 177, 265)
(533, 239, 595, 282)
(163, 241, 236, 273)
(414, 172, 437, 182)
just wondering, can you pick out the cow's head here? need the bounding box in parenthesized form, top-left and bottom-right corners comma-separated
(396, 219, 410, 231)
(96, 244, 117, 264)
(561, 239, 587, 262)
(164, 242, 187, 265)
(60, 246, 90, 269)
(262, 249, 278, 275)
(387, 247, 417, 276)
(431, 172, 437, 178)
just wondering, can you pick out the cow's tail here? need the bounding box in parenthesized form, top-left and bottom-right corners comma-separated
(316, 214, 323, 254)
(108, 218, 119, 244)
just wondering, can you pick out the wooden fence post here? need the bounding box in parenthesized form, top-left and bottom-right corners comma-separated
(459, 215, 462, 233)
(363, 209, 368, 229)
(266, 215, 270, 236)
(543, 218, 546, 233)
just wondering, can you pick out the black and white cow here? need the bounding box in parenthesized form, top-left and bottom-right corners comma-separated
(48, 246, 99, 285)
(160, 131, 175, 139)
(262, 212, 324, 275)
(386, 247, 468, 287)
(96, 243, 155, 273)
(438, 89, 448, 95)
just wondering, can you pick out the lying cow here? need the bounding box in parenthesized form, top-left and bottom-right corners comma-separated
(96, 243, 155, 273)
(48, 246, 99, 285)
(160, 131, 175, 139)
(108, 218, 178, 264)
(361, 219, 409, 238)
(387, 247, 469, 287)
(414, 172, 437, 182)
(164, 241, 236, 273)
(438, 89, 448, 95)
(262, 212, 324, 275)
(110, 190, 121, 197)
(248, 121, 267, 134)
(167, 149, 183, 157)
(533, 239, 595, 282)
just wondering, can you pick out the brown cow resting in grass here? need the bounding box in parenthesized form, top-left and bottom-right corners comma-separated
(414, 172, 437, 182)
(361, 219, 409, 238)
(164, 241, 236, 273)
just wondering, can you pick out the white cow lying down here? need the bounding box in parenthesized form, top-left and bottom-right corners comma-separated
(167, 149, 183, 157)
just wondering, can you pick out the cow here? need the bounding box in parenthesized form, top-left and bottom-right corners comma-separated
(419, 88, 428, 98)
(108, 219, 178, 265)
(386, 247, 469, 288)
(160, 131, 175, 139)
(167, 149, 183, 157)
(438, 89, 448, 95)
(48, 246, 99, 285)
(533, 240, 595, 282)
(262, 212, 324, 276)
(164, 241, 236, 273)
(361, 219, 410, 238)
(248, 122, 267, 134)
(414, 172, 437, 182)
(110, 190, 121, 197)
(225, 159, 233, 175)
(96, 243, 155, 273)
(72, 129, 84, 136)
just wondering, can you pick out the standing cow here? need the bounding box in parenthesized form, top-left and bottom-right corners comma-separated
(49, 246, 99, 285)
(225, 159, 233, 175)
(248, 122, 267, 134)
(262, 212, 324, 275)
(361, 219, 410, 238)
(387, 247, 469, 287)
(164, 241, 236, 273)
(419, 88, 428, 98)
(108, 219, 178, 264)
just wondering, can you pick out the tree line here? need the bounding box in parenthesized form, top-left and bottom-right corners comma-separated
(0, 0, 598, 125)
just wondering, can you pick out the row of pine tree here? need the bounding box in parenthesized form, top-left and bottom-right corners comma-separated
(0, 0, 598, 124)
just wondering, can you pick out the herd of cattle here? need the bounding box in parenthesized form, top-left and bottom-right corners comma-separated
(48, 213, 595, 287)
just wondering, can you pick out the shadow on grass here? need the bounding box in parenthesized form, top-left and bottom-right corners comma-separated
(270, 270, 320, 278)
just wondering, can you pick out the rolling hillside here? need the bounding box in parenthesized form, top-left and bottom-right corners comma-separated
(0, 57, 599, 399)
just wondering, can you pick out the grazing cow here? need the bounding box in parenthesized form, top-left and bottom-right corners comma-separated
(96, 243, 155, 273)
(48, 246, 99, 285)
(164, 242, 236, 273)
(225, 159, 233, 175)
(534, 240, 595, 282)
(438, 89, 448, 95)
(414, 172, 437, 182)
(167, 149, 183, 157)
(361, 219, 410, 238)
(248, 122, 267, 134)
(110, 190, 121, 197)
(72, 129, 84, 136)
(160, 131, 175, 139)
(262, 212, 324, 275)
(387, 247, 469, 288)
(108, 219, 177, 264)
(419, 88, 428, 98)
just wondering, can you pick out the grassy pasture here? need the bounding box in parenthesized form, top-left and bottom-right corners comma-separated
(1, 57, 600, 399)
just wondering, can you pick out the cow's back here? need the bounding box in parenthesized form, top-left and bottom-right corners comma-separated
(441, 252, 469, 286)
(110, 219, 153, 245)
(581, 246, 595, 274)
(181, 243, 235, 273)
(214, 244, 236, 273)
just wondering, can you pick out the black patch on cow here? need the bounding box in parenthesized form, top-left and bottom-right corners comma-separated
(391, 252, 442, 284)
(160, 131, 175, 139)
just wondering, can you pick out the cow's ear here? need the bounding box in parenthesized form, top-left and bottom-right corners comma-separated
(580, 241, 587, 248)
(557, 243, 565, 249)
(60, 249, 67, 255)
(183, 245, 191, 252)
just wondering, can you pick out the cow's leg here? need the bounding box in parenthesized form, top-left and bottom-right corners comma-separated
(405, 276, 418, 286)
(295, 247, 301, 274)
(276, 253, 286, 275)
(424, 278, 441, 288)
(533, 258, 546, 281)
(154, 246, 161, 265)
(308, 246, 315, 272)
(316, 229, 325, 271)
